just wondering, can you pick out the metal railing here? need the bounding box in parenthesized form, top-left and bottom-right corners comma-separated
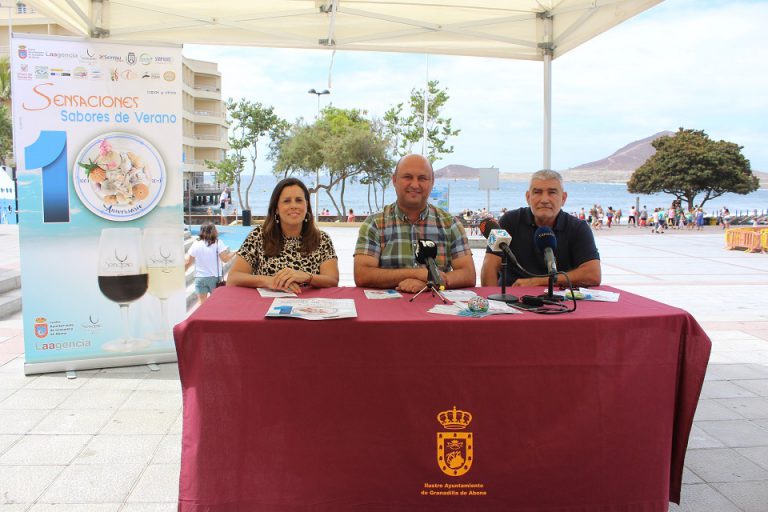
(193, 85, 221, 93)
(193, 110, 223, 118)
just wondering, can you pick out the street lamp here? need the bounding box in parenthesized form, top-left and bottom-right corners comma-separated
(307, 88, 331, 117)
(307, 88, 330, 221)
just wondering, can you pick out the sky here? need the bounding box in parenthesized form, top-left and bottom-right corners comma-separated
(182, 0, 768, 175)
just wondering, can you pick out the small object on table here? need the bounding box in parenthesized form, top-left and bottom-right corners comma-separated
(467, 296, 490, 313)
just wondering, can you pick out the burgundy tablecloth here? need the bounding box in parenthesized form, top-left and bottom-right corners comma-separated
(174, 286, 710, 512)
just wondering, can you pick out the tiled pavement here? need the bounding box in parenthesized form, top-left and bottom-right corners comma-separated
(1, 223, 768, 511)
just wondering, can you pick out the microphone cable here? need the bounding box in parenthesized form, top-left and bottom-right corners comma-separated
(512, 271, 578, 315)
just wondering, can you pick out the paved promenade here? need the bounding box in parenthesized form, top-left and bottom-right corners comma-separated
(1, 223, 768, 511)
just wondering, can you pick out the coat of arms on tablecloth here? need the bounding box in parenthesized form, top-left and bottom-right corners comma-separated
(437, 406, 473, 476)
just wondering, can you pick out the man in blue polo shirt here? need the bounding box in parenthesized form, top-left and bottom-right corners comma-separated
(480, 169, 601, 287)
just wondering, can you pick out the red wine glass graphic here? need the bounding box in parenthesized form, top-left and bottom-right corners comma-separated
(98, 228, 149, 352)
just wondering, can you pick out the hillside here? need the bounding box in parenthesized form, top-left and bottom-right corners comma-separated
(437, 131, 765, 187)
(434, 164, 496, 179)
(568, 130, 674, 172)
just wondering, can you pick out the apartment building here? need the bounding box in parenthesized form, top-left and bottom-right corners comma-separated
(181, 57, 228, 202)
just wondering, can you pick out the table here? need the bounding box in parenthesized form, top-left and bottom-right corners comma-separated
(174, 286, 711, 512)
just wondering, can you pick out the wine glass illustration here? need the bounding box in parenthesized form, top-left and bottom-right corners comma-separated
(97, 228, 149, 352)
(143, 228, 185, 341)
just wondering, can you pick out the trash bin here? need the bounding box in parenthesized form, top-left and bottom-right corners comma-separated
(241, 209, 252, 226)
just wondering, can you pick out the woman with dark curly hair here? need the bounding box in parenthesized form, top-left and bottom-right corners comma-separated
(227, 178, 339, 293)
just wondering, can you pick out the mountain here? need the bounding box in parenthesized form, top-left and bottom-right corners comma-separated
(568, 131, 674, 172)
(435, 132, 673, 182)
(434, 164, 481, 179)
(436, 131, 764, 187)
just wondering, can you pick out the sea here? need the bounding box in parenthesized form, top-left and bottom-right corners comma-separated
(211, 174, 768, 218)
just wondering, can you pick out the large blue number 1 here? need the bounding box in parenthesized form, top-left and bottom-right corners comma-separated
(25, 131, 69, 223)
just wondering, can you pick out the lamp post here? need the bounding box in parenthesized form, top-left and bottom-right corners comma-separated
(308, 88, 330, 221)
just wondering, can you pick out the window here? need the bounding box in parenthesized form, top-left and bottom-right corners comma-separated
(16, 3, 35, 14)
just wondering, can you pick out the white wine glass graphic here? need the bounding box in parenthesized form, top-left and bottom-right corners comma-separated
(97, 228, 149, 352)
(143, 228, 185, 341)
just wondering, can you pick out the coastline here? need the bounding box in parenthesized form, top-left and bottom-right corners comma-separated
(489, 170, 767, 188)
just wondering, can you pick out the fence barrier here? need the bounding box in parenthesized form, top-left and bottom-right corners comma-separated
(725, 228, 767, 253)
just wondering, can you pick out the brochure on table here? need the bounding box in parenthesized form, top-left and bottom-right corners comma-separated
(266, 298, 358, 320)
(11, 35, 184, 374)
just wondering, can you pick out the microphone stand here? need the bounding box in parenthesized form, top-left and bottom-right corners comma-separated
(410, 279, 448, 303)
(536, 273, 564, 302)
(488, 252, 518, 304)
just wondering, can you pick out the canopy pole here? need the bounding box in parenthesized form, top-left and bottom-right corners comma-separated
(543, 52, 552, 170)
(541, 12, 554, 170)
(423, 54, 429, 157)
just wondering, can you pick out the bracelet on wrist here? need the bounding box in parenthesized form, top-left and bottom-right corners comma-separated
(306, 272, 313, 286)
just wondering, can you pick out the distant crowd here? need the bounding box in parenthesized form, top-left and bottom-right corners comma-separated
(577, 203, 709, 232)
(455, 203, 768, 234)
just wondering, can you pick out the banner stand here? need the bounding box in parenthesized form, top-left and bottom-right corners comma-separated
(11, 34, 185, 375)
(24, 353, 179, 376)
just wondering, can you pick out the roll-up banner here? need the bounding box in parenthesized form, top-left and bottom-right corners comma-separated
(10, 35, 185, 375)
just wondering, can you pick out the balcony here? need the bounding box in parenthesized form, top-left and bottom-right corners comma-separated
(193, 85, 221, 93)
(188, 109, 227, 127)
(184, 83, 221, 100)
(181, 160, 211, 173)
(193, 110, 223, 117)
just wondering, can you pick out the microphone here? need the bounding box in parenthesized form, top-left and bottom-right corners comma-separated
(477, 218, 518, 303)
(415, 239, 445, 290)
(478, 218, 520, 267)
(534, 226, 557, 275)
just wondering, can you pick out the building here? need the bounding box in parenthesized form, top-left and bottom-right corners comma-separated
(181, 58, 229, 207)
(0, 3, 229, 209)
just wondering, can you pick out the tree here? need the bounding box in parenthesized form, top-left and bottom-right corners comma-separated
(210, 98, 287, 211)
(272, 107, 392, 216)
(0, 105, 12, 167)
(383, 79, 460, 163)
(358, 119, 394, 212)
(0, 56, 12, 166)
(628, 128, 759, 211)
(205, 153, 244, 190)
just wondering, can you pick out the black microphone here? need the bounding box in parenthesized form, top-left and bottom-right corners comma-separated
(415, 239, 445, 290)
(534, 226, 557, 275)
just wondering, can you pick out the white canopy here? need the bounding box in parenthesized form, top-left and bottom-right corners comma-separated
(26, 0, 662, 166)
(26, 0, 660, 60)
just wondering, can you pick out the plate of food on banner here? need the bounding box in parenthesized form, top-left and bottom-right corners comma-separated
(73, 132, 166, 221)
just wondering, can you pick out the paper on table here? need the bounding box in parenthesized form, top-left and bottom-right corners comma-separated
(428, 299, 521, 317)
(440, 289, 478, 301)
(553, 287, 620, 302)
(364, 289, 403, 299)
(578, 288, 620, 302)
(265, 298, 357, 320)
(258, 288, 298, 298)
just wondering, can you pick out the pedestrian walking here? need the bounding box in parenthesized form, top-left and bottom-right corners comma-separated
(185, 222, 233, 306)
